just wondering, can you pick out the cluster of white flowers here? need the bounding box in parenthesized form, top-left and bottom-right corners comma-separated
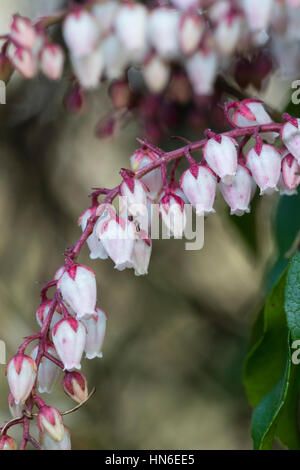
(2, 0, 300, 96)
(3, 264, 107, 450)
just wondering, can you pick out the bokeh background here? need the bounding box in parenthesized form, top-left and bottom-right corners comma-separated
(0, 0, 295, 450)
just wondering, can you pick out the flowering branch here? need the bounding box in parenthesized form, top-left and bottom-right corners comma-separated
(2, 98, 300, 450)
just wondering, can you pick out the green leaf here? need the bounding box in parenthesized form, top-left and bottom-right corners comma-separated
(251, 337, 293, 450)
(285, 251, 300, 341)
(243, 271, 288, 407)
(268, 190, 300, 291)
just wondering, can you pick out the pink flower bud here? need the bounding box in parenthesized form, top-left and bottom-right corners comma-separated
(281, 119, 300, 164)
(232, 100, 273, 127)
(143, 54, 170, 94)
(115, 3, 148, 59)
(109, 79, 132, 110)
(36, 300, 62, 329)
(148, 8, 180, 60)
(58, 264, 97, 319)
(219, 164, 252, 216)
(232, 100, 277, 143)
(185, 50, 217, 96)
(120, 177, 149, 217)
(242, 0, 273, 31)
(37, 406, 64, 442)
(281, 154, 300, 190)
(78, 207, 108, 260)
(98, 216, 135, 271)
(246, 144, 281, 195)
(71, 45, 103, 89)
(0, 435, 17, 450)
(180, 165, 217, 216)
(10, 47, 37, 79)
(10, 14, 37, 49)
(6, 354, 37, 405)
(31, 344, 60, 394)
(52, 318, 87, 370)
(40, 44, 64, 81)
(179, 12, 204, 55)
(64, 84, 85, 113)
(132, 231, 152, 276)
(63, 9, 99, 58)
(41, 425, 71, 450)
(8, 392, 24, 419)
(204, 135, 238, 183)
(160, 192, 187, 237)
(83, 308, 107, 359)
(62, 371, 88, 403)
(130, 148, 163, 199)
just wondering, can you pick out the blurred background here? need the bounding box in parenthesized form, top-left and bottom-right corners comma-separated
(0, 0, 295, 450)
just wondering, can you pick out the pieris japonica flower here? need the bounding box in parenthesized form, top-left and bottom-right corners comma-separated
(281, 118, 300, 163)
(242, 0, 274, 32)
(63, 371, 88, 404)
(98, 216, 136, 271)
(204, 135, 238, 183)
(232, 100, 273, 127)
(6, 354, 37, 405)
(58, 264, 97, 319)
(148, 8, 180, 60)
(0, 435, 17, 451)
(31, 344, 60, 394)
(10, 47, 36, 79)
(281, 154, 300, 190)
(219, 164, 252, 216)
(246, 143, 281, 194)
(92, 1, 119, 34)
(278, 174, 297, 196)
(36, 300, 62, 329)
(37, 406, 64, 442)
(54, 266, 65, 280)
(63, 9, 99, 58)
(71, 45, 103, 89)
(115, 3, 148, 60)
(8, 392, 24, 419)
(160, 192, 187, 238)
(130, 148, 163, 199)
(215, 14, 242, 55)
(10, 15, 36, 49)
(179, 12, 204, 55)
(78, 207, 109, 260)
(120, 176, 149, 217)
(180, 165, 217, 216)
(102, 35, 129, 80)
(185, 50, 217, 96)
(231, 100, 277, 143)
(83, 308, 107, 359)
(142, 54, 170, 94)
(52, 318, 87, 370)
(40, 44, 64, 81)
(41, 425, 71, 451)
(132, 231, 152, 276)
